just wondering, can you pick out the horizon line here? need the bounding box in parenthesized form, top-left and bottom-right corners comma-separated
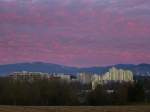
(0, 61, 149, 68)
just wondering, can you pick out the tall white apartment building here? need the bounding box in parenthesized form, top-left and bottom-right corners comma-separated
(92, 67, 134, 89)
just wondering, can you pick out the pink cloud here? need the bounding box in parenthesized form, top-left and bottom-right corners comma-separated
(0, 0, 150, 67)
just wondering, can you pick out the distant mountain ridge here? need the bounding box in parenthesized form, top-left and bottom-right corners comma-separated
(0, 62, 150, 76)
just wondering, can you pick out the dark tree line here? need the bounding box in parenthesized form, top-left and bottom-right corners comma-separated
(87, 82, 146, 105)
(0, 77, 150, 106)
(0, 78, 79, 106)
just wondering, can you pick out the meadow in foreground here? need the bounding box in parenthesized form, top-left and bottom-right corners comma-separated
(0, 106, 150, 112)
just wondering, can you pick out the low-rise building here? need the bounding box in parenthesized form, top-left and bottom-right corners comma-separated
(54, 73, 71, 82)
(9, 71, 49, 81)
(77, 73, 92, 84)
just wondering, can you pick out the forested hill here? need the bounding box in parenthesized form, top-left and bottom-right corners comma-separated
(0, 62, 150, 76)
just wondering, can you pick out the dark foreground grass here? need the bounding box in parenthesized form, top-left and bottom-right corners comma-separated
(0, 106, 150, 112)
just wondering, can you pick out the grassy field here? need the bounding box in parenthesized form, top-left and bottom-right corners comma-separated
(0, 106, 150, 112)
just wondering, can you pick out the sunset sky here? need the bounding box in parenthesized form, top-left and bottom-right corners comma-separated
(0, 0, 150, 67)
